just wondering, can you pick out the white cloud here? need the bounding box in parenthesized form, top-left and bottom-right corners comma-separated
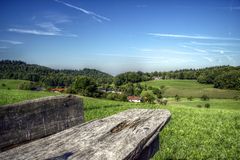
(190, 41, 238, 46)
(148, 33, 240, 41)
(0, 40, 23, 45)
(8, 28, 60, 36)
(217, 6, 240, 10)
(8, 28, 78, 37)
(139, 48, 154, 52)
(203, 57, 214, 62)
(0, 46, 8, 49)
(44, 13, 72, 24)
(37, 22, 62, 32)
(54, 0, 110, 22)
(180, 45, 207, 53)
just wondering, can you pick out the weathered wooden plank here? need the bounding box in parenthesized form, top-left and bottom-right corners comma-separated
(0, 109, 171, 160)
(0, 95, 84, 152)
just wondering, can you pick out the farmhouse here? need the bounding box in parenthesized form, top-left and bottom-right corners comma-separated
(49, 88, 65, 93)
(127, 96, 142, 103)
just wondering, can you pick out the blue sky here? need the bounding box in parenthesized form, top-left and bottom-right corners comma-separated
(0, 0, 240, 75)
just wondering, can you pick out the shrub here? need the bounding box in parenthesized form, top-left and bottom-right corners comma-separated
(160, 85, 165, 90)
(18, 82, 35, 90)
(234, 96, 240, 101)
(117, 94, 127, 101)
(65, 87, 77, 94)
(187, 96, 193, 101)
(106, 93, 127, 101)
(106, 93, 117, 100)
(201, 95, 209, 101)
(152, 88, 163, 99)
(196, 104, 202, 108)
(147, 86, 154, 90)
(1, 83, 6, 87)
(205, 103, 210, 108)
(157, 98, 168, 105)
(141, 91, 155, 103)
(175, 94, 180, 101)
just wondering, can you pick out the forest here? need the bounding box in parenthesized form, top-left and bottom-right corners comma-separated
(0, 60, 113, 87)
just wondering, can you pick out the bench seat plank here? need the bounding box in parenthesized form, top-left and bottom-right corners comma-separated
(0, 109, 171, 160)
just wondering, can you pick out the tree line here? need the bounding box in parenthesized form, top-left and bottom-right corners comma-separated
(0, 60, 113, 87)
(1, 60, 240, 93)
(114, 66, 240, 90)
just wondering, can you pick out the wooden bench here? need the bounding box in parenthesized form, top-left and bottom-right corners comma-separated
(0, 109, 171, 160)
(0, 95, 84, 152)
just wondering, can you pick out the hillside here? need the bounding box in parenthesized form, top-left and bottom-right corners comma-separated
(114, 66, 240, 90)
(142, 80, 240, 99)
(0, 60, 113, 86)
(0, 79, 30, 90)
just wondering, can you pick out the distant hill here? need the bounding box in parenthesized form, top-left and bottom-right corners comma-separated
(114, 65, 240, 90)
(0, 60, 113, 86)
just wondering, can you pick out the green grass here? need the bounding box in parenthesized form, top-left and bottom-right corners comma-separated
(167, 98, 240, 110)
(142, 80, 240, 99)
(0, 89, 58, 106)
(83, 97, 240, 159)
(0, 79, 30, 90)
(0, 79, 239, 159)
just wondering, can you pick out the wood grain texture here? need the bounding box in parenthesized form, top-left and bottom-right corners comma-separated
(0, 109, 171, 160)
(0, 95, 84, 151)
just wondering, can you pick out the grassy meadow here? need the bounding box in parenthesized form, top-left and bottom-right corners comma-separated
(84, 97, 240, 159)
(0, 79, 58, 105)
(0, 79, 240, 159)
(142, 80, 240, 99)
(0, 79, 30, 90)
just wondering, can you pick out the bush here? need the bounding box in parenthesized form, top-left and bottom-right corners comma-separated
(147, 86, 154, 90)
(160, 85, 165, 90)
(152, 88, 163, 99)
(141, 91, 155, 103)
(175, 94, 180, 101)
(187, 96, 193, 101)
(157, 98, 168, 105)
(65, 86, 77, 94)
(106, 93, 117, 100)
(201, 95, 209, 101)
(117, 94, 127, 101)
(234, 96, 240, 101)
(106, 93, 127, 101)
(1, 83, 6, 87)
(196, 104, 202, 108)
(205, 103, 210, 108)
(18, 82, 35, 90)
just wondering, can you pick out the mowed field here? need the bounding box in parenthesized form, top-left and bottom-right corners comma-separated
(0, 79, 240, 159)
(0, 79, 58, 105)
(142, 80, 240, 99)
(0, 79, 29, 89)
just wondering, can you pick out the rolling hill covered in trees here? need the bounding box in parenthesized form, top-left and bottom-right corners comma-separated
(114, 66, 240, 90)
(0, 60, 113, 87)
(1, 60, 240, 90)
